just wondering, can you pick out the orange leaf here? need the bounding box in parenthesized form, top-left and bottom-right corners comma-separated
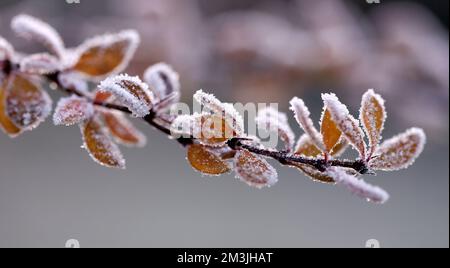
(73, 30, 139, 78)
(103, 111, 146, 147)
(320, 108, 342, 153)
(187, 144, 231, 175)
(234, 149, 278, 188)
(0, 82, 21, 137)
(193, 113, 239, 146)
(294, 134, 322, 157)
(360, 89, 386, 158)
(80, 116, 125, 169)
(4, 74, 51, 130)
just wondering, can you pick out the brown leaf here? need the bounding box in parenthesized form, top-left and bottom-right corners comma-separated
(369, 128, 426, 171)
(103, 111, 146, 147)
(0, 82, 21, 137)
(193, 113, 239, 146)
(360, 89, 386, 158)
(73, 30, 139, 78)
(234, 149, 278, 188)
(320, 108, 342, 153)
(187, 144, 231, 175)
(4, 74, 52, 130)
(294, 164, 336, 184)
(80, 116, 125, 169)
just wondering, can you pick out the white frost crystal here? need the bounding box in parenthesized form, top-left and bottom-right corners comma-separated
(143, 62, 180, 101)
(20, 53, 62, 75)
(53, 95, 94, 126)
(234, 149, 278, 189)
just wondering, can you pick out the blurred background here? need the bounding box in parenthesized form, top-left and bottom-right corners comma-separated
(0, 0, 448, 247)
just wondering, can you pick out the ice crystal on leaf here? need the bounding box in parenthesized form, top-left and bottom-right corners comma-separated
(80, 116, 125, 169)
(327, 167, 389, 204)
(72, 30, 139, 79)
(0, 80, 22, 137)
(369, 128, 426, 171)
(58, 71, 90, 96)
(98, 74, 154, 117)
(360, 89, 386, 159)
(289, 97, 325, 152)
(4, 74, 51, 130)
(20, 53, 62, 75)
(53, 95, 94, 126)
(187, 144, 231, 175)
(11, 14, 65, 59)
(234, 149, 278, 189)
(322, 93, 366, 159)
(256, 107, 295, 151)
(143, 63, 180, 103)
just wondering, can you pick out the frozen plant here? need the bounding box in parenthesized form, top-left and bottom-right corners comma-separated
(0, 15, 426, 204)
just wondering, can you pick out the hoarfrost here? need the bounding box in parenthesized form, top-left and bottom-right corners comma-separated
(234, 149, 278, 189)
(20, 53, 62, 75)
(53, 95, 94, 126)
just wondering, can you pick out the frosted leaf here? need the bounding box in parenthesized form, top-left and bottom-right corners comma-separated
(360, 89, 386, 159)
(320, 107, 342, 154)
(256, 107, 295, 151)
(330, 137, 349, 157)
(192, 113, 239, 146)
(11, 14, 65, 58)
(72, 30, 139, 78)
(294, 134, 322, 157)
(369, 128, 426, 171)
(294, 163, 336, 184)
(289, 97, 325, 152)
(327, 167, 389, 204)
(20, 53, 62, 75)
(170, 114, 195, 137)
(143, 62, 180, 103)
(153, 92, 180, 113)
(0, 79, 22, 137)
(98, 74, 154, 117)
(102, 111, 146, 147)
(234, 149, 278, 189)
(193, 90, 244, 135)
(322, 93, 366, 159)
(53, 95, 94, 126)
(4, 74, 52, 130)
(80, 115, 125, 169)
(187, 144, 231, 175)
(58, 71, 90, 96)
(0, 36, 14, 60)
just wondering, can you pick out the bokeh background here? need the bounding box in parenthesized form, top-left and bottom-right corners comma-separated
(0, 0, 448, 247)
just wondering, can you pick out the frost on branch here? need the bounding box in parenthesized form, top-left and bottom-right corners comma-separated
(256, 107, 295, 151)
(327, 167, 389, 204)
(72, 30, 140, 78)
(187, 144, 231, 175)
(143, 63, 180, 102)
(98, 74, 154, 117)
(0, 36, 14, 60)
(360, 89, 386, 159)
(234, 149, 278, 189)
(53, 95, 94, 126)
(193, 90, 244, 135)
(20, 53, 62, 75)
(369, 128, 426, 171)
(289, 97, 325, 152)
(322, 93, 366, 159)
(11, 14, 65, 58)
(4, 74, 52, 130)
(80, 116, 125, 169)
(102, 111, 146, 147)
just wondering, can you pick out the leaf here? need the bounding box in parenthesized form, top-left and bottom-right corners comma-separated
(53, 95, 94, 126)
(0, 81, 22, 137)
(193, 113, 239, 146)
(369, 128, 426, 171)
(322, 93, 366, 159)
(294, 134, 322, 157)
(295, 164, 336, 184)
(4, 74, 52, 130)
(98, 74, 154, 117)
(58, 71, 90, 96)
(330, 137, 349, 157)
(289, 97, 325, 152)
(327, 167, 389, 204)
(0, 36, 14, 60)
(187, 144, 231, 175)
(80, 116, 125, 169)
(360, 89, 386, 158)
(102, 111, 146, 147)
(11, 14, 65, 58)
(143, 62, 180, 102)
(72, 30, 139, 78)
(256, 107, 295, 151)
(20, 53, 62, 75)
(193, 90, 244, 135)
(234, 149, 278, 189)
(320, 108, 341, 153)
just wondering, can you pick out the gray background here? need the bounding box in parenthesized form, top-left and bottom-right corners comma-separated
(0, 0, 448, 247)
